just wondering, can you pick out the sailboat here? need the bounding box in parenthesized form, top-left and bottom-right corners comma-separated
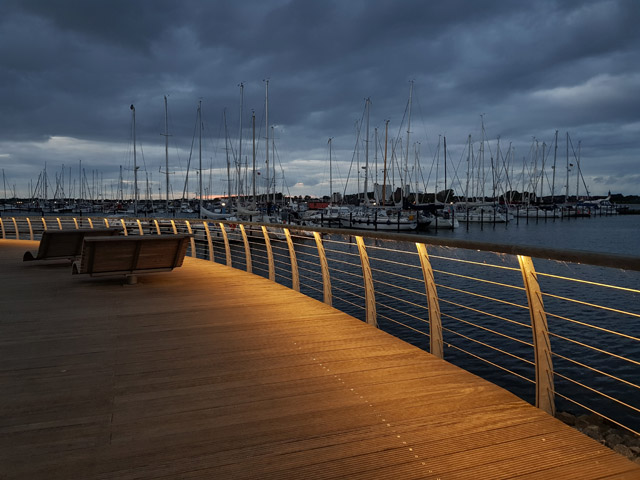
(413, 136, 458, 229)
(200, 204, 234, 220)
(339, 96, 418, 231)
(302, 137, 352, 225)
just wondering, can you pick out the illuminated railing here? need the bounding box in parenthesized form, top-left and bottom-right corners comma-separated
(2, 215, 639, 437)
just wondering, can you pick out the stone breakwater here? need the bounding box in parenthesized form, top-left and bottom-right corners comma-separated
(556, 412, 640, 464)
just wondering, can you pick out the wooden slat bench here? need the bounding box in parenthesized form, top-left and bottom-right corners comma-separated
(71, 234, 191, 284)
(23, 228, 121, 262)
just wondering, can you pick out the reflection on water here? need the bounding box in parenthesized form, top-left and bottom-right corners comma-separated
(418, 213, 640, 256)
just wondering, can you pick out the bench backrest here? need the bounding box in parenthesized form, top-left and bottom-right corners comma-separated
(27, 228, 120, 261)
(74, 234, 191, 276)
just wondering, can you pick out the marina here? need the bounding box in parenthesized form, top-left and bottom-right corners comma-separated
(3, 2, 640, 476)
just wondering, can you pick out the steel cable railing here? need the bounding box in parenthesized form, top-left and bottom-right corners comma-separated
(530, 261, 640, 435)
(363, 241, 539, 401)
(2, 215, 639, 438)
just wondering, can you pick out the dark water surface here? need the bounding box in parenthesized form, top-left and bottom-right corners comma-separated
(418, 213, 640, 256)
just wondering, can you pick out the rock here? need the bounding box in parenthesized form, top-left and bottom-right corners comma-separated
(607, 427, 626, 439)
(575, 414, 600, 430)
(586, 413, 605, 425)
(556, 411, 576, 426)
(557, 410, 639, 461)
(583, 425, 604, 442)
(613, 444, 633, 459)
(605, 433, 624, 447)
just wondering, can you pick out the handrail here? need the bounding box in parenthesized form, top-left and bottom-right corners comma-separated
(2, 215, 639, 437)
(258, 222, 640, 272)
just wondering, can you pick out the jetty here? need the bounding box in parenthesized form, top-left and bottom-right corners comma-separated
(1, 236, 639, 479)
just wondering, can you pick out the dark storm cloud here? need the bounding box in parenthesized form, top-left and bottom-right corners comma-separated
(0, 0, 639, 197)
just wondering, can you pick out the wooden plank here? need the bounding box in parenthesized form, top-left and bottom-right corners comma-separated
(1, 239, 638, 479)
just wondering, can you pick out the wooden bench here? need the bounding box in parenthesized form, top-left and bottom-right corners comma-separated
(72, 234, 191, 284)
(23, 228, 121, 262)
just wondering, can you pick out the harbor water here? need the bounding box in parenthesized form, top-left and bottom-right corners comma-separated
(420, 210, 640, 256)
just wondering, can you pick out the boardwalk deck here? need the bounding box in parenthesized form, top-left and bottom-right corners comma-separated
(1, 239, 639, 479)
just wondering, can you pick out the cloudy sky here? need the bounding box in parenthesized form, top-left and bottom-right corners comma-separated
(1, 0, 639, 201)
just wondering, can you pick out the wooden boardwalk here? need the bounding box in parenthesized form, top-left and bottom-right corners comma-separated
(1, 239, 639, 479)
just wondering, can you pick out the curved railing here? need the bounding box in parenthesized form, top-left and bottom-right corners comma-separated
(2, 215, 639, 438)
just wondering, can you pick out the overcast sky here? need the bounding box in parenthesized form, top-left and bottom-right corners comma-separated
(1, 0, 639, 201)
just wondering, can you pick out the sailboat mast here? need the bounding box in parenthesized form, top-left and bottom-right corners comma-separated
(164, 96, 170, 213)
(328, 138, 333, 203)
(130, 104, 138, 215)
(252, 111, 256, 207)
(198, 100, 203, 217)
(364, 97, 370, 205)
(540, 141, 546, 200)
(272, 126, 276, 205)
(224, 110, 232, 209)
(404, 81, 413, 202)
(382, 120, 389, 206)
(118, 166, 123, 202)
(238, 83, 244, 205)
(576, 140, 581, 201)
(565, 132, 570, 201)
(551, 130, 558, 204)
(465, 134, 471, 206)
(264, 79, 269, 205)
(414, 142, 419, 201)
(480, 115, 486, 201)
(444, 136, 447, 201)
(494, 137, 500, 204)
(44, 162, 48, 204)
(374, 127, 378, 203)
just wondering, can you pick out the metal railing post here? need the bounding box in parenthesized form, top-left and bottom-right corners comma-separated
(170, 220, 178, 235)
(355, 236, 377, 327)
(185, 221, 196, 257)
(12, 217, 19, 239)
(103, 218, 109, 228)
(261, 226, 276, 281)
(239, 224, 252, 273)
(42, 217, 47, 231)
(121, 219, 128, 236)
(153, 219, 161, 235)
(88, 218, 94, 229)
(73, 218, 79, 229)
(283, 228, 300, 292)
(416, 243, 444, 358)
(0, 218, 5, 239)
(518, 254, 555, 416)
(136, 219, 144, 235)
(313, 232, 332, 306)
(203, 221, 214, 262)
(219, 222, 232, 267)
(26, 218, 33, 240)
(56, 218, 62, 230)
